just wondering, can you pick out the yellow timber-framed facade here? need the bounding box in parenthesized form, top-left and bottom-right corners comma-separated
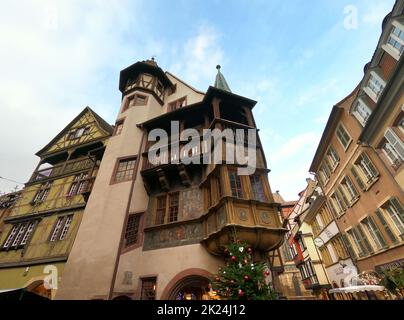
(0, 107, 112, 299)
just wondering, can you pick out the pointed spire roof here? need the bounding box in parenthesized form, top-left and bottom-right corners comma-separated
(214, 65, 231, 92)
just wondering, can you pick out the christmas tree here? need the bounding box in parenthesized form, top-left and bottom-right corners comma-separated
(212, 240, 278, 300)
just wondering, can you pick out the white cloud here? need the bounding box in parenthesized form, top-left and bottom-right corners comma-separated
(269, 132, 321, 163)
(0, 0, 137, 193)
(362, 2, 392, 27)
(168, 25, 224, 88)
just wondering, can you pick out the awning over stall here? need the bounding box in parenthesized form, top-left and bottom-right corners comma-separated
(329, 285, 385, 294)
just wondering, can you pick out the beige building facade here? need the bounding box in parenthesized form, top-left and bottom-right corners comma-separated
(310, 2, 404, 277)
(56, 60, 287, 300)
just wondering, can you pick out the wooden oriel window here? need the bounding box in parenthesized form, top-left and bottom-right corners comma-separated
(113, 157, 137, 183)
(249, 174, 266, 202)
(168, 192, 179, 222)
(155, 193, 180, 225)
(140, 277, 157, 300)
(155, 195, 166, 225)
(114, 119, 124, 136)
(124, 213, 142, 247)
(229, 169, 243, 198)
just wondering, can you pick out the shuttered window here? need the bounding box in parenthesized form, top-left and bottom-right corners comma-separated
(384, 128, 404, 162)
(361, 217, 387, 250)
(336, 124, 352, 149)
(376, 209, 398, 244)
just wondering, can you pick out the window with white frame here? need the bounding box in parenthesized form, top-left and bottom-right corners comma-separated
(326, 145, 340, 170)
(50, 215, 73, 242)
(341, 176, 359, 204)
(386, 23, 404, 58)
(2, 221, 37, 249)
(361, 216, 387, 250)
(67, 173, 89, 197)
(366, 72, 385, 102)
(352, 99, 371, 126)
(289, 243, 297, 258)
(347, 226, 373, 258)
(32, 181, 53, 204)
(331, 191, 346, 216)
(336, 124, 352, 150)
(383, 128, 404, 166)
(354, 153, 379, 186)
(319, 163, 331, 184)
(375, 209, 399, 244)
(383, 198, 404, 238)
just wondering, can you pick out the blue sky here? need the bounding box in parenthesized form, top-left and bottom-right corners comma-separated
(0, 0, 396, 199)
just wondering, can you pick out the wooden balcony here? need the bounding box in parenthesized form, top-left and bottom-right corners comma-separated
(142, 197, 287, 256)
(29, 157, 95, 183)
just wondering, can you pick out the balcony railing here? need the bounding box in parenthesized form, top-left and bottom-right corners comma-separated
(30, 157, 95, 183)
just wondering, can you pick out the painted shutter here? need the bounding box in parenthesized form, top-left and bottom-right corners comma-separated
(341, 233, 356, 259)
(375, 209, 398, 244)
(385, 128, 404, 160)
(351, 166, 366, 190)
(356, 225, 374, 255)
(389, 197, 404, 224)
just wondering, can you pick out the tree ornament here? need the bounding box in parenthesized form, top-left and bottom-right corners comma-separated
(231, 256, 237, 262)
(247, 247, 252, 254)
(244, 275, 250, 281)
(239, 246, 244, 253)
(238, 263, 242, 268)
(215, 276, 221, 282)
(238, 289, 244, 297)
(264, 270, 270, 277)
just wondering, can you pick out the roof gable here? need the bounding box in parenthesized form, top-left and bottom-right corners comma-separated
(36, 107, 113, 157)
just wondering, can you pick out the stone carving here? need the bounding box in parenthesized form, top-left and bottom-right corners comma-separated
(260, 211, 271, 224)
(238, 209, 248, 221)
(122, 271, 133, 285)
(217, 206, 226, 227)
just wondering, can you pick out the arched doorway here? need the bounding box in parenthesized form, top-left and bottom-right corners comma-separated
(168, 275, 210, 300)
(26, 280, 52, 299)
(161, 268, 215, 300)
(112, 295, 132, 300)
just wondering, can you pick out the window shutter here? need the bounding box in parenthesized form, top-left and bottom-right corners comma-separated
(356, 225, 374, 255)
(337, 186, 350, 208)
(389, 197, 404, 223)
(375, 209, 398, 244)
(363, 153, 379, 177)
(341, 233, 356, 259)
(385, 128, 404, 160)
(351, 167, 366, 190)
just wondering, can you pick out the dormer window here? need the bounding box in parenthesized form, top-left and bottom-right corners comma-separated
(386, 23, 404, 59)
(365, 72, 385, 102)
(168, 96, 187, 112)
(68, 126, 90, 140)
(352, 98, 371, 126)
